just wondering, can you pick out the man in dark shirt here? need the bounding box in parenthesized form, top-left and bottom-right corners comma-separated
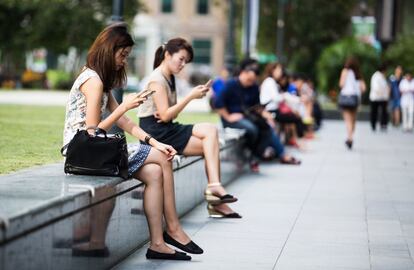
(215, 59, 300, 171)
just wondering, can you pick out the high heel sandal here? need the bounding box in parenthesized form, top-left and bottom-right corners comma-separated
(204, 183, 238, 205)
(207, 204, 242, 219)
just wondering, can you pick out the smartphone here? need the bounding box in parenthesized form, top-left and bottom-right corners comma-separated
(204, 79, 213, 88)
(137, 89, 156, 98)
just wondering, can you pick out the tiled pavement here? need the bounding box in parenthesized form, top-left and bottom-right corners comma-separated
(114, 120, 414, 270)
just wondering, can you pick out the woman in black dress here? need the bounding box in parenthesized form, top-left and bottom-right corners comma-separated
(137, 38, 240, 218)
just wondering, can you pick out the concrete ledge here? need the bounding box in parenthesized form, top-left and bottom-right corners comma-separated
(0, 128, 247, 270)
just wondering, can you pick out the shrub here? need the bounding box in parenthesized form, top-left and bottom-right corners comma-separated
(316, 37, 380, 101)
(46, 69, 72, 90)
(384, 34, 414, 73)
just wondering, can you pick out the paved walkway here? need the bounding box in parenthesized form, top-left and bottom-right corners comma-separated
(114, 120, 414, 270)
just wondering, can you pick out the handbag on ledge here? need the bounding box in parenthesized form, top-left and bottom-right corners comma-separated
(61, 127, 128, 179)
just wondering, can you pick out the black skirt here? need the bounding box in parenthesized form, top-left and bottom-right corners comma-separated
(139, 116, 194, 154)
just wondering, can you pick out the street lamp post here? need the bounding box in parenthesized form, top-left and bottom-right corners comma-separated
(243, 0, 251, 59)
(109, 0, 125, 134)
(111, 0, 124, 21)
(224, 0, 237, 74)
(276, 0, 285, 63)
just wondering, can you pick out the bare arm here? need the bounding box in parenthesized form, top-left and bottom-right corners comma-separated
(216, 108, 244, 123)
(339, 68, 347, 88)
(359, 80, 366, 93)
(107, 94, 177, 159)
(152, 81, 209, 122)
(81, 77, 143, 131)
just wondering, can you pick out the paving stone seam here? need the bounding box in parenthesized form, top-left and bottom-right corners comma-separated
(272, 139, 330, 270)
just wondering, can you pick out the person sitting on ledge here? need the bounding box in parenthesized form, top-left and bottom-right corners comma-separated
(63, 23, 201, 261)
(214, 58, 301, 171)
(137, 37, 241, 219)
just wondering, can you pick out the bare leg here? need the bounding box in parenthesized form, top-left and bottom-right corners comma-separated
(351, 110, 357, 136)
(143, 148, 191, 245)
(394, 108, 401, 126)
(183, 123, 224, 193)
(135, 162, 173, 254)
(342, 110, 355, 141)
(73, 187, 116, 251)
(183, 123, 236, 215)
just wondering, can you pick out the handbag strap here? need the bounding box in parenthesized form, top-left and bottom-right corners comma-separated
(60, 127, 108, 157)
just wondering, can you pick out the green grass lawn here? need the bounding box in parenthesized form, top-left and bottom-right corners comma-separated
(0, 104, 219, 175)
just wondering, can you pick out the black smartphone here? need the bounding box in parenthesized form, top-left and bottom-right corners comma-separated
(137, 89, 156, 98)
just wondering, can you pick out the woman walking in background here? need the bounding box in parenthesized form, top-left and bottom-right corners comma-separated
(400, 72, 414, 132)
(338, 57, 366, 150)
(63, 24, 202, 261)
(137, 38, 240, 218)
(389, 65, 403, 126)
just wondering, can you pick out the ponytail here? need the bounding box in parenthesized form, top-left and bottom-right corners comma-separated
(152, 38, 194, 70)
(153, 45, 165, 69)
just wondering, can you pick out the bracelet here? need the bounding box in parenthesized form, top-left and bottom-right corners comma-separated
(144, 135, 152, 144)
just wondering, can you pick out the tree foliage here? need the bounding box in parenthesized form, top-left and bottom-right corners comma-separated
(384, 34, 414, 74)
(316, 37, 379, 97)
(0, 0, 140, 75)
(252, 0, 362, 81)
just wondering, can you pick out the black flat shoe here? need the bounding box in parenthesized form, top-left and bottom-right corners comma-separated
(72, 246, 110, 257)
(146, 248, 191, 260)
(163, 232, 203, 254)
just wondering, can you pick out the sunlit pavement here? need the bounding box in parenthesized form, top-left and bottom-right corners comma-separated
(114, 120, 414, 270)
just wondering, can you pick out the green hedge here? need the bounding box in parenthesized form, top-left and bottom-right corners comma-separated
(316, 38, 380, 98)
(46, 69, 73, 90)
(385, 34, 414, 73)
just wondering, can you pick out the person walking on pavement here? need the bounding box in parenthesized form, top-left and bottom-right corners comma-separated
(338, 57, 366, 149)
(400, 72, 414, 132)
(389, 65, 403, 126)
(369, 63, 390, 131)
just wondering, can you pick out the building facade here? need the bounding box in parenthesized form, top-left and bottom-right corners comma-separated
(131, 0, 228, 81)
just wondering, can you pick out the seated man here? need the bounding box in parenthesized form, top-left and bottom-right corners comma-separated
(214, 59, 301, 172)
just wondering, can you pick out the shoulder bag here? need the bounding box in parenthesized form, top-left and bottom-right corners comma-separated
(61, 127, 128, 179)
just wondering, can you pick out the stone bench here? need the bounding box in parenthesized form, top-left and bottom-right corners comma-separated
(0, 128, 246, 270)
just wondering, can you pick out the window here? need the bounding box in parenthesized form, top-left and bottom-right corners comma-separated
(192, 39, 211, 64)
(161, 0, 173, 13)
(197, 0, 209, 15)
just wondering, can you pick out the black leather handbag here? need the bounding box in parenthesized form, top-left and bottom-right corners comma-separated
(61, 127, 129, 179)
(243, 107, 269, 129)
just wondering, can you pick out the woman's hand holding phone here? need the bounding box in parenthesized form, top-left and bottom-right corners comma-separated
(122, 93, 147, 110)
(137, 89, 156, 99)
(189, 79, 212, 99)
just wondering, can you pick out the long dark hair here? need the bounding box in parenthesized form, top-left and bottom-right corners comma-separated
(261, 62, 283, 83)
(86, 22, 134, 92)
(344, 56, 362, 80)
(153, 38, 194, 69)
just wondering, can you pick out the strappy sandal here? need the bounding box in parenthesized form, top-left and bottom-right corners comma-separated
(204, 183, 238, 205)
(280, 157, 301, 165)
(207, 204, 242, 219)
